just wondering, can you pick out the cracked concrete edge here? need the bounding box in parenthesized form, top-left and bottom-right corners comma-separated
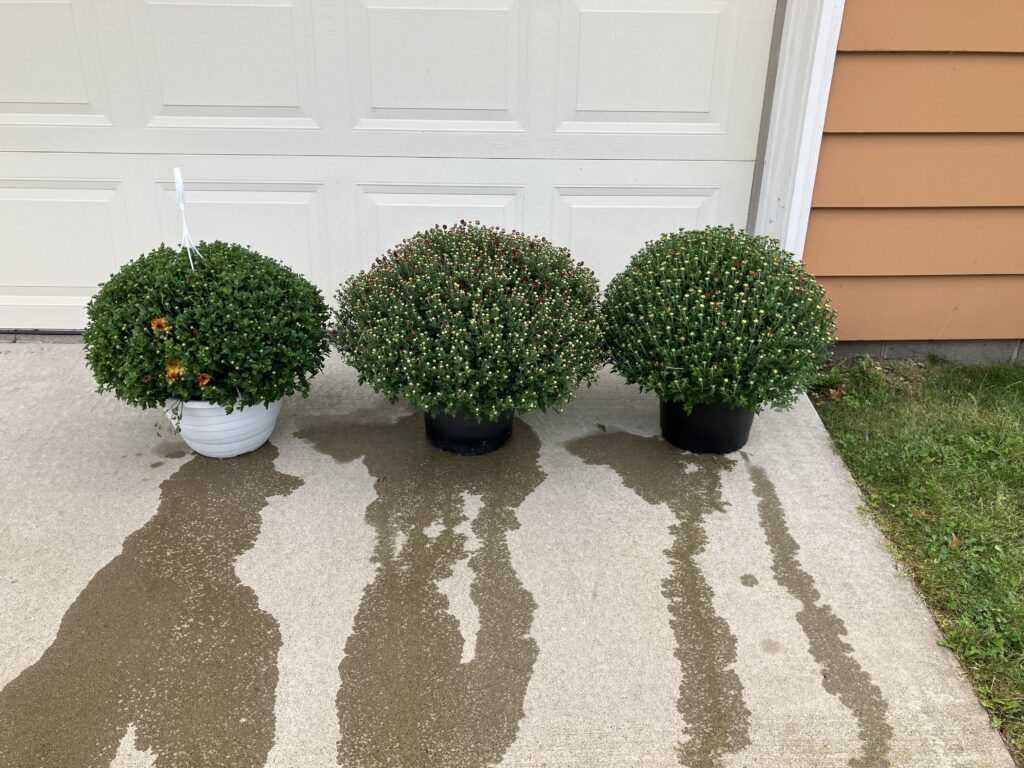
(0, 333, 84, 344)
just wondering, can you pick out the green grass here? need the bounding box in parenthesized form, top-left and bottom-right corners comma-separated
(812, 357, 1024, 762)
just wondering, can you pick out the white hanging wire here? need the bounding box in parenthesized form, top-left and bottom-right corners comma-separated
(173, 167, 203, 271)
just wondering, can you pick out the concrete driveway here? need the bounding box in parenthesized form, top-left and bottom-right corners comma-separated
(0, 342, 1014, 768)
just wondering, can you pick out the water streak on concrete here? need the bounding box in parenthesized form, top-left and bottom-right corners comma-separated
(745, 458, 893, 768)
(154, 444, 187, 459)
(297, 414, 544, 768)
(567, 430, 750, 768)
(0, 444, 300, 768)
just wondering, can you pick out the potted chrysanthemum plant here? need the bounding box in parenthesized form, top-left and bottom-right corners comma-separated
(84, 241, 330, 458)
(603, 225, 836, 453)
(333, 221, 604, 455)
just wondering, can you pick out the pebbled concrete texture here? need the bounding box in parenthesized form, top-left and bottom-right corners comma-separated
(0, 343, 1014, 768)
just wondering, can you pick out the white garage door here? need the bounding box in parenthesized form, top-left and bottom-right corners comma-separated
(0, 0, 777, 330)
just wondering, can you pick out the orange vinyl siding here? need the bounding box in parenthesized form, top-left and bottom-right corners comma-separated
(806, 209, 1024, 277)
(839, 0, 1024, 53)
(819, 277, 1024, 341)
(825, 54, 1024, 133)
(814, 135, 1024, 208)
(807, 0, 1024, 340)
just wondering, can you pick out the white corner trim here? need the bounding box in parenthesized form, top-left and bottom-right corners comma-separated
(754, 0, 846, 259)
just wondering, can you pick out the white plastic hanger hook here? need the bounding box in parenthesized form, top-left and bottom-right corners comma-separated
(173, 167, 186, 210)
(172, 166, 202, 271)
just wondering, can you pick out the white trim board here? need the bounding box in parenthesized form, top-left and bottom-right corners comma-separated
(754, 0, 846, 259)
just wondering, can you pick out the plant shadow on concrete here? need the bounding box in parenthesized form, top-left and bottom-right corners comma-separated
(813, 356, 1024, 764)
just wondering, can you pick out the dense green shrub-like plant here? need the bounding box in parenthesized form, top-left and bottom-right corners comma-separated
(604, 225, 836, 412)
(84, 241, 330, 411)
(333, 221, 603, 421)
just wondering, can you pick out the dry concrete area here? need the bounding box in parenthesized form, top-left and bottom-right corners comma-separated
(0, 343, 1014, 768)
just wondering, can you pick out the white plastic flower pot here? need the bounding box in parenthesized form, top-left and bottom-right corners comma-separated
(164, 399, 282, 459)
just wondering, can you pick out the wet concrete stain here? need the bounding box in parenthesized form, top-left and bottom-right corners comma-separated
(296, 413, 544, 768)
(150, 461, 164, 469)
(744, 457, 893, 768)
(740, 574, 758, 587)
(154, 444, 188, 459)
(0, 443, 301, 768)
(567, 430, 750, 768)
(760, 639, 784, 655)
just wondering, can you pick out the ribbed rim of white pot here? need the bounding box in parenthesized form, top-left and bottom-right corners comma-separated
(163, 398, 283, 459)
(165, 399, 282, 417)
(166, 398, 281, 410)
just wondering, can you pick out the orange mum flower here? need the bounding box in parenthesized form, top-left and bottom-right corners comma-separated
(197, 373, 211, 387)
(150, 317, 170, 333)
(165, 360, 186, 383)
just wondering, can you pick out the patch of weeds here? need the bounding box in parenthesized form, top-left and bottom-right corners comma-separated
(813, 357, 1024, 763)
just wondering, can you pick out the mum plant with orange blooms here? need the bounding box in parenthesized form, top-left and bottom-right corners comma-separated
(603, 225, 836, 413)
(83, 241, 329, 413)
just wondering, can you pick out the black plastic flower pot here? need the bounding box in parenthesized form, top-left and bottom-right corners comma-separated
(659, 400, 754, 454)
(424, 411, 513, 456)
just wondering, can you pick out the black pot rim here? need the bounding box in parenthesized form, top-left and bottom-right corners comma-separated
(659, 399, 755, 454)
(428, 409, 513, 422)
(659, 398, 753, 409)
(423, 410, 514, 456)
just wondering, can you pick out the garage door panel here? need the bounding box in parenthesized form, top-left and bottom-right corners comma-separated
(0, 179, 130, 288)
(0, 178, 133, 329)
(0, 0, 111, 126)
(557, 0, 733, 134)
(348, 0, 527, 132)
(154, 181, 329, 284)
(0, 0, 775, 159)
(339, 158, 752, 275)
(2, 0, 777, 329)
(356, 184, 524, 273)
(553, 186, 722, 285)
(0, 154, 754, 329)
(130, 0, 320, 129)
(0, 294, 99, 331)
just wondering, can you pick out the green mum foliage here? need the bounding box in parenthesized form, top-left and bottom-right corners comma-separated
(603, 225, 836, 413)
(333, 221, 604, 421)
(84, 241, 330, 411)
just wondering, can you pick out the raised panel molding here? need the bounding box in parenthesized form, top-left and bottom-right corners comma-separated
(554, 186, 719, 284)
(0, 179, 129, 328)
(577, 10, 718, 113)
(0, 0, 111, 126)
(132, 0, 320, 128)
(556, 0, 739, 134)
(0, 0, 774, 159)
(349, 0, 527, 131)
(0, 155, 755, 328)
(356, 184, 523, 268)
(0, 179, 128, 288)
(155, 181, 326, 282)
